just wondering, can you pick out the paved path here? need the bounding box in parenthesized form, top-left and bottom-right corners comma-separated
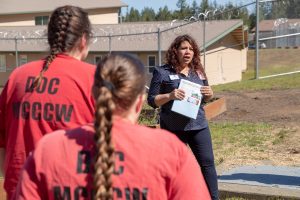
(218, 165, 300, 199)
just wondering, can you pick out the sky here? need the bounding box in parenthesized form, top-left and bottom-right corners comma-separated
(121, 0, 250, 13)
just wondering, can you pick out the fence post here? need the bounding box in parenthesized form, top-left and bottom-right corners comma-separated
(157, 28, 161, 66)
(109, 33, 112, 53)
(203, 19, 206, 69)
(15, 37, 19, 67)
(255, 0, 259, 79)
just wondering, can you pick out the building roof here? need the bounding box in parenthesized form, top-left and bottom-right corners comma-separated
(0, 0, 127, 15)
(252, 18, 300, 32)
(0, 20, 246, 52)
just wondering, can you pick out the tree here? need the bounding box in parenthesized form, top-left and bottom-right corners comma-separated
(270, 1, 287, 19)
(176, 0, 188, 11)
(175, 0, 190, 19)
(286, 0, 300, 18)
(191, 0, 200, 15)
(141, 7, 156, 21)
(200, 0, 209, 13)
(248, 13, 256, 31)
(125, 7, 140, 22)
(212, 0, 218, 10)
(156, 6, 173, 21)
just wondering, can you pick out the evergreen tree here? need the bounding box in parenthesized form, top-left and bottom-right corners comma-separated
(200, 0, 209, 13)
(191, 0, 200, 15)
(175, 0, 189, 19)
(248, 13, 257, 31)
(239, 6, 250, 27)
(212, 0, 218, 10)
(141, 7, 156, 21)
(156, 6, 173, 21)
(270, 1, 287, 19)
(286, 0, 300, 18)
(176, 0, 188, 11)
(125, 7, 140, 22)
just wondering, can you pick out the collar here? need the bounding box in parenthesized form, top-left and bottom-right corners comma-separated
(162, 64, 176, 73)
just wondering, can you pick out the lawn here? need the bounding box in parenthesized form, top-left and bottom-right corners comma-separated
(212, 72, 300, 92)
(247, 48, 300, 78)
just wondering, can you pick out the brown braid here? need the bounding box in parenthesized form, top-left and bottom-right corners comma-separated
(93, 87, 115, 200)
(32, 5, 91, 88)
(165, 34, 208, 80)
(92, 53, 146, 200)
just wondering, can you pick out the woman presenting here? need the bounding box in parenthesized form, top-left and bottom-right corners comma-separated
(147, 34, 218, 199)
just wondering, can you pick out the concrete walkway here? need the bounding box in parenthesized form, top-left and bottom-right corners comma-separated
(218, 165, 300, 199)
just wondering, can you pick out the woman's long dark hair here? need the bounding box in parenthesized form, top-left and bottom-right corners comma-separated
(32, 5, 92, 88)
(92, 53, 146, 199)
(165, 34, 207, 80)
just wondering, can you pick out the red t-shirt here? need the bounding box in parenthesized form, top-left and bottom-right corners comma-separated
(0, 54, 95, 199)
(14, 119, 211, 200)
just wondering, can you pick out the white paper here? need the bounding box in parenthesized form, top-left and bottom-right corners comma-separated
(171, 79, 202, 119)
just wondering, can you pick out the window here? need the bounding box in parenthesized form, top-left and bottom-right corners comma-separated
(0, 55, 6, 72)
(148, 55, 156, 73)
(19, 55, 28, 66)
(94, 55, 103, 65)
(35, 16, 49, 25)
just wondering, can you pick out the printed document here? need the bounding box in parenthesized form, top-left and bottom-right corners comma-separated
(171, 79, 202, 119)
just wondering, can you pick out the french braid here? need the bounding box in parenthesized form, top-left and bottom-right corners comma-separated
(32, 5, 91, 88)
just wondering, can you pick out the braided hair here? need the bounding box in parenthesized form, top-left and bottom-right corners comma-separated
(92, 53, 146, 200)
(165, 34, 208, 80)
(32, 5, 92, 88)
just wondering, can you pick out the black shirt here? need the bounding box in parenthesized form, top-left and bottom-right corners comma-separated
(147, 64, 208, 132)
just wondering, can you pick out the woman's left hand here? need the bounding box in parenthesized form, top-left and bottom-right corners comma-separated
(200, 86, 213, 101)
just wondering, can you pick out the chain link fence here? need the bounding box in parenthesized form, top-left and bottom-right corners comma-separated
(0, 0, 299, 81)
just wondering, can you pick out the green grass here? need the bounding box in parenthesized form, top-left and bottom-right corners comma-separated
(242, 68, 300, 81)
(210, 122, 272, 149)
(138, 104, 158, 126)
(212, 48, 300, 92)
(209, 122, 274, 166)
(247, 49, 300, 76)
(212, 72, 300, 92)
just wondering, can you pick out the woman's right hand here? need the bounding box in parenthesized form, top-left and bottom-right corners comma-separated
(154, 89, 185, 107)
(169, 89, 185, 100)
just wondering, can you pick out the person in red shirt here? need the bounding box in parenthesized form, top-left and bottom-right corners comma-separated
(14, 53, 211, 200)
(0, 6, 95, 199)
